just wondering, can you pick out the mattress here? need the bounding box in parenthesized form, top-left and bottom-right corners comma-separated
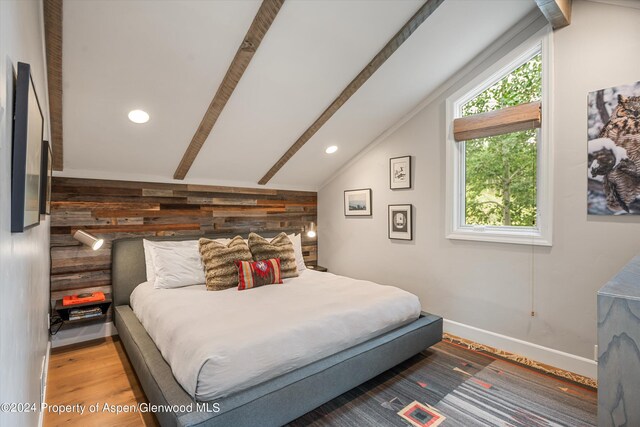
(130, 269, 421, 401)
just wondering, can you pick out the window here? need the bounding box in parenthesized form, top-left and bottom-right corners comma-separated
(446, 28, 552, 246)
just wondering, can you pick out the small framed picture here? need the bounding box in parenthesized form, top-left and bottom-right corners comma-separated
(390, 156, 411, 189)
(344, 189, 372, 216)
(388, 204, 412, 240)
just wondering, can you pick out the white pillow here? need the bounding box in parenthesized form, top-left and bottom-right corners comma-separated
(288, 233, 306, 272)
(143, 239, 202, 283)
(142, 239, 161, 283)
(142, 239, 228, 289)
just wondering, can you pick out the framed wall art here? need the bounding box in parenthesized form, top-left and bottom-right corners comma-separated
(388, 204, 412, 240)
(390, 156, 411, 189)
(344, 189, 372, 216)
(11, 62, 43, 232)
(587, 80, 640, 214)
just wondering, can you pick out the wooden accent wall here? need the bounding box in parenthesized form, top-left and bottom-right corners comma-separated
(50, 177, 317, 327)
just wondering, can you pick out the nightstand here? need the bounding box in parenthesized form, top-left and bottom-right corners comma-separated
(54, 293, 112, 325)
(308, 265, 328, 272)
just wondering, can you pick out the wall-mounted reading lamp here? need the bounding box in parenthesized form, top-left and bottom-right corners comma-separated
(306, 222, 317, 238)
(73, 230, 104, 250)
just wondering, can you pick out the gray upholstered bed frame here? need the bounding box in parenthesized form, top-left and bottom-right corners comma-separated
(112, 235, 443, 427)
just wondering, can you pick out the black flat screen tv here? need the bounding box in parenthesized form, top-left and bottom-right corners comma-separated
(11, 62, 44, 232)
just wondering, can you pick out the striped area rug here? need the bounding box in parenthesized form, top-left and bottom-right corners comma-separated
(288, 341, 596, 426)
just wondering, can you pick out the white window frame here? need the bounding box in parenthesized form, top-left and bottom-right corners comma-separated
(445, 26, 553, 246)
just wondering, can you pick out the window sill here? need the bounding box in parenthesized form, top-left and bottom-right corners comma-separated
(446, 228, 552, 246)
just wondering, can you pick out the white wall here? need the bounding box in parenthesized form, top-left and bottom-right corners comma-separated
(0, 1, 52, 426)
(319, 0, 640, 363)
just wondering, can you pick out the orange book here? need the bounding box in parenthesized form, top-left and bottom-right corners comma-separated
(62, 292, 106, 306)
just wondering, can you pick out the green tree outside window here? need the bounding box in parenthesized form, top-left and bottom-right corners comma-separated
(461, 54, 541, 227)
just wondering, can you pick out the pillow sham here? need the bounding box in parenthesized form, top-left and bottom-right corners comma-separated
(287, 233, 306, 272)
(236, 258, 283, 290)
(142, 239, 158, 283)
(199, 236, 253, 291)
(143, 239, 208, 288)
(248, 232, 298, 279)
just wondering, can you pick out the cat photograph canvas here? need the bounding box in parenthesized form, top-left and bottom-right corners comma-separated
(587, 80, 640, 215)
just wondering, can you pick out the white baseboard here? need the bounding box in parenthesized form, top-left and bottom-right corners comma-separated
(38, 340, 51, 427)
(444, 319, 597, 380)
(51, 322, 118, 349)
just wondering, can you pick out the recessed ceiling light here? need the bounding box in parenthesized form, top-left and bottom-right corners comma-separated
(128, 109, 149, 124)
(325, 145, 338, 154)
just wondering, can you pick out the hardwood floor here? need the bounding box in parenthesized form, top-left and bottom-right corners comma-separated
(44, 337, 158, 427)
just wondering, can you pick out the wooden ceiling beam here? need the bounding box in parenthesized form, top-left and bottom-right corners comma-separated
(534, 0, 572, 29)
(173, 0, 285, 180)
(44, 0, 64, 171)
(257, 0, 444, 185)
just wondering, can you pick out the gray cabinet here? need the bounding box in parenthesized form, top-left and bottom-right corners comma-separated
(598, 255, 640, 426)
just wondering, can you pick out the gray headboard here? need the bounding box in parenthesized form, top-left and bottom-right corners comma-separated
(111, 233, 281, 306)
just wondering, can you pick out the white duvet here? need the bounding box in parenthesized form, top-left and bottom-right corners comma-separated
(130, 269, 421, 401)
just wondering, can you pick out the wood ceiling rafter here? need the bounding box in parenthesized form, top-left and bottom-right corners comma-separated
(534, 0, 572, 29)
(173, 0, 285, 180)
(44, 0, 64, 171)
(257, 0, 445, 186)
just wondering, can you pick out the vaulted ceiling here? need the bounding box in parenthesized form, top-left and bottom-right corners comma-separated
(60, 0, 538, 191)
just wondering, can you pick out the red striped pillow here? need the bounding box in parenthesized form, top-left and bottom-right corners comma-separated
(235, 258, 283, 290)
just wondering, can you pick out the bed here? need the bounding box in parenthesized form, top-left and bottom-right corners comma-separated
(112, 235, 442, 427)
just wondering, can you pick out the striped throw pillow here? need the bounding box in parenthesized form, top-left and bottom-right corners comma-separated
(248, 232, 299, 279)
(199, 236, 253, 291)
(236, 258, 282, 290)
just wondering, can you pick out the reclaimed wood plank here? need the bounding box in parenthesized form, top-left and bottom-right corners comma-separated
(51, 210, 113, 227)
(52, 201, 160, 210)
(71, 224, 202, 234)
(207, 198, 257, 206)
(140, 216, 214, 226)
(141, 189, 175, 198)
(51, 247, 111, 274)
(184, 187, 278, 197)
(52, 194, 190, 205)
(111, 217, 145, 226)
(52, 185, 143, 197)
(51, 258, 111, 275)
(201, 206, 287, 213)
(51, 270, 111, 291)
(91, 209, 210, 218)
(185, 186, 315, 198)
(52, 177, 187, 191)
(256, 199, 316, 207)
